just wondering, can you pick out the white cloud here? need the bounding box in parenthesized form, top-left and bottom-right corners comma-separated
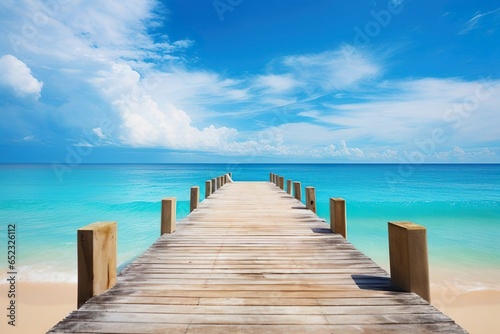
(92, 63, 238, 150)
(323, 140, 365, 158)
(23, 135, 35, 142)
(316, 78, 500, 147)
(459, 8, 500, 34)
(0, 1, 497, 162)
(282, 46, 380, 90)
(254, 74, 299, 93)
(0, 55, 43, 99)
(92, 127, 106, 139)
(432, 147, 496, 161)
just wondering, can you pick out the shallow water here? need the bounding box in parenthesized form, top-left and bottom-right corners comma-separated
(0, 163, 498, 291)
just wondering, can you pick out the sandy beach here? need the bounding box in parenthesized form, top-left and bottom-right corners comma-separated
(0, 282, 498, 333)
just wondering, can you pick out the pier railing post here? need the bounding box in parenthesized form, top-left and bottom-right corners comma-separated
(269, 173, 273, 182)
(190, 186, 199, 212)
(388, 222, 430, 302)
(212, 178, 217, 192)
(77, 222, 117, 308)
(278, 176, 285, 190)
(293, 181, 302, 201)
(305, 187, 316, 213)
(330, 198, 346, 238)
(205, 180, 212, 198)
(161, 198, 176, 235)
(287, 179, 292, 195)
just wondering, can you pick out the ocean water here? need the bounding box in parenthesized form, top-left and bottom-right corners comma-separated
(0, 163, 498, 292)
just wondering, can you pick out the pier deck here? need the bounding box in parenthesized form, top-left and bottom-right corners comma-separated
(49, 181, 466, 333)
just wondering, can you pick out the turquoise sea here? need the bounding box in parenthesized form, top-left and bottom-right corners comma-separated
(0, 164, 499, 292)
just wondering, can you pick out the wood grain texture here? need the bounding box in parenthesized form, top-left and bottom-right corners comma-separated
(51, 182, 465, 333)
(389, 222, 430, 302)
(330, 198, 347, 238)
(77, 222, 117, 308)
(160, 198, 176, 235)
(306, 186, 316, 213)
(190, 186, 199, 212)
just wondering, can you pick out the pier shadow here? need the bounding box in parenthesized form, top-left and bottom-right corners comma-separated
(311, 227, 332, 234)
(351, 274, 400, 291)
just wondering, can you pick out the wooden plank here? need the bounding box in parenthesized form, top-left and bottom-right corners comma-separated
(79, 303, 440, 315)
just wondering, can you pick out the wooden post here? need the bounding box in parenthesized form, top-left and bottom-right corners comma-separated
(293, 182, 302, 201)
(388, 222, 430, 302)
(220, 176, 225, 187)
(305, 187, 316, 213)
(269, 173, 273, 182)
(228, 172, 232, 180)
(278, 176, 285, 190)
(190, 186, 199, 212)
(212, 178, 217, 192)
(161, 198, 176, 235)
(205, 180, 211, 198)
(287, 179, 292, 195)
(77, 222, 117, 308)
(330, 198, 346, 238)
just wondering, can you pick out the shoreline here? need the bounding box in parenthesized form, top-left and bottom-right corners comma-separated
(0, 283, 499, 333)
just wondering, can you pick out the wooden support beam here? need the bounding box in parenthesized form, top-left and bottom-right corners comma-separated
(205, 180, 212, 198)
(161, 198, 176, 235)
(77, 222, 117, 308)
(190, 186, 199, 212)
(269, 173, 273, 182)
(212, 178, 217, 192)
(330, 198, 346, 238)
(278, 176, 285, 190)
(286, 179, 292, 195)
(293, 181, 302, 201)
(305, 187, 316, 213)
(388, 222, 430, 302)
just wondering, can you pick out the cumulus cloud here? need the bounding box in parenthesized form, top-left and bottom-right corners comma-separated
(92, 63, 238, 150)
(0, 55, 43, 99)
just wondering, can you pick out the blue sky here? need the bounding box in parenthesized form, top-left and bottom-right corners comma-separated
(0, 0, 499, 163)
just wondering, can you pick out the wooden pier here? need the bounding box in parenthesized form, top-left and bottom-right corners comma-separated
(49, 179, 466, 333)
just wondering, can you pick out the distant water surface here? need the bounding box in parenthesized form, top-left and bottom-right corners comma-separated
(0, 163, 498, 291)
